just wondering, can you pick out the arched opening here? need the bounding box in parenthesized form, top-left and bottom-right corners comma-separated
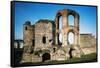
(42, 36, 46, 44)
(59, 16, 62, 45)
(25, 26, 27, 30)
(67, 32, 75, 59)
(59, 16, 62, 30)
(42, 53, 50, 62)
(68, 15, 74, 26)
(67, 32, 74, 45)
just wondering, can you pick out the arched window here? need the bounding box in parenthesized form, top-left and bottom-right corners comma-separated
(59, 16, 62, 30)
(32, 40, 35, 46)
(68, 15, 74, 26)
(59, 16, 62, 44)
(25, 26, 27, 30)
(68, 32, 74, 45)
(42, 36, 46, 44)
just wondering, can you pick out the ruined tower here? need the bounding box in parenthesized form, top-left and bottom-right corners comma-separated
(22, 21, 35, 62)
(55, 9, 82, 57)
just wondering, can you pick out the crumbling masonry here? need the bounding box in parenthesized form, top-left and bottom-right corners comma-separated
(21, 9, 96, 63)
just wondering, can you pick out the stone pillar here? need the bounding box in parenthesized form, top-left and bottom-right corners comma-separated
(62, 33, 68, 46)
(62, 15, 68, 46)
(74, 14, 79, 29)
(55, 17, 59, 45)
(62, 32, 64, 46)
(73, 13, 79, 46)
(56, 33, 59, 45)
(62, 15, 67, 28)
(65, 32, 68, 46)
(55, 18, 58, 32)
(62, 33, 66, 46)
(74, 33, 78, 45)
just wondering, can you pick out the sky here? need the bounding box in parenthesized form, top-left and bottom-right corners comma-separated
(13, 2, 97, 40)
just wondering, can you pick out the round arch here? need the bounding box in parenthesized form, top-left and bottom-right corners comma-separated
(68, 15, 74, 26)
(42, 53, 51, 62)
(67, 29, 75, 45)
(67, 10, 79, 27)
(55, 9, 79, 46)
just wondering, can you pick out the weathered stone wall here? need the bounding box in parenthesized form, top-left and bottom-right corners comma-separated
(55, 9, 82, 58)
(22, 21, 35, 62)
(79, 34, 96, 54)
(80, 34, 96, 48)
(22, 9, 97, 63)
(32, 55, 42, 63)
(51, 47, 67, 61)
(55, 9, 80, 47)
(23, 21, 35, 47)
(34, 20, 55, 51)
(81, 46, 96, 55)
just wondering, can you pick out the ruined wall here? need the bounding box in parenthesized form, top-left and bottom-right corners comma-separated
(34, 20, 55, 51)
(79, 34, 96, 54)
(22, 9, 97, 63)
(55, 9, 79, 47)
(80, 34, 96, 48)
(55, 9, 82, 58)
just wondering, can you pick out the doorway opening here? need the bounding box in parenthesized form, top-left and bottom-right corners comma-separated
(42, 53, 50, 62)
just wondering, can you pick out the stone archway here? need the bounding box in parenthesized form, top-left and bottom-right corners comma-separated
(42, 53, 51, 62)
(55, 9, 79, 46)
(55, 9, 82, 58)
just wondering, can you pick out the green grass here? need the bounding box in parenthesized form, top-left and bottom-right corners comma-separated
(66, 53, 97, 63)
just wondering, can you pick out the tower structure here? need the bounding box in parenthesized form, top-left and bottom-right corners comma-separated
(55, 9, 81, 57)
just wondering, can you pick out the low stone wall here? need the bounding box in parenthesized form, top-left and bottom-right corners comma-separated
(81, 46, 96, 55)
(21, 53, 32, 63)
(32, 55, 42, 63)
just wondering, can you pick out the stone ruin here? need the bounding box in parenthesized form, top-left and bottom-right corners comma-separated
(21, 9, 96, 63)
